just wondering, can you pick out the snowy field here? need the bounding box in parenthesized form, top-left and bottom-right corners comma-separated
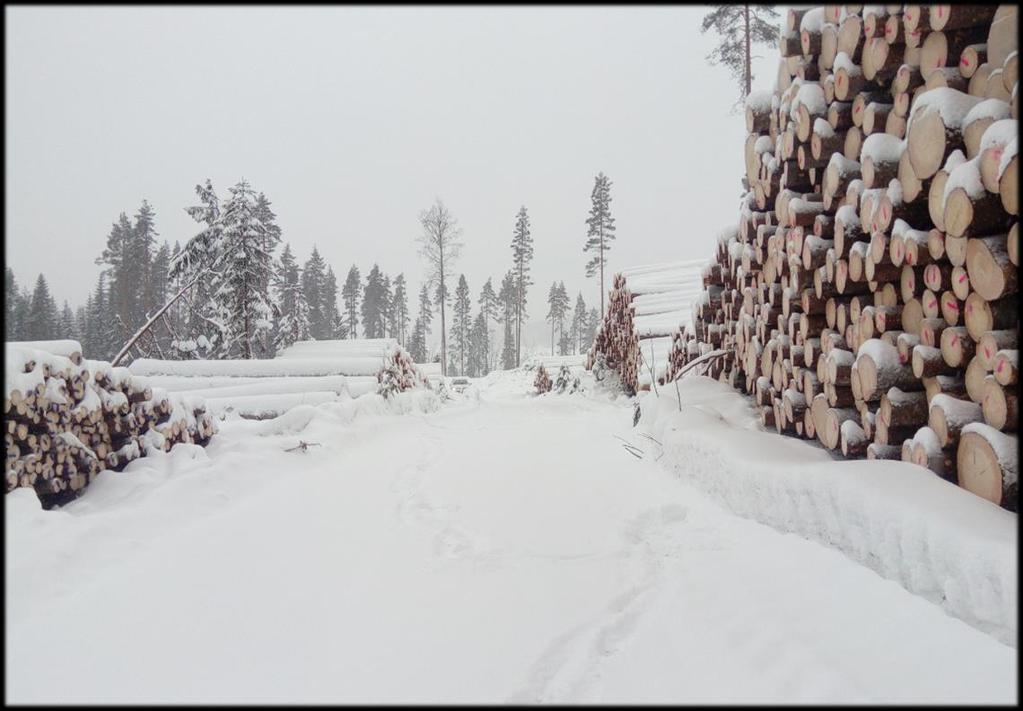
(6, 371, 1017, 703)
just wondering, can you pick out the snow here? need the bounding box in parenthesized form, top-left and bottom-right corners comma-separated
(813, 116, 834, 137)
(5, 339, 82, 358)
(754, 134, 773, 154)
(828, 153, 860, 177)
(204, 391, 344, 419)
(908, 88, 985, 128)
(835, 204, 859, 227)
(639, 377, 1017, 649)
(6, 372, 1016, 703)
(964, 98, 1012, 126)
(858, 338, 901, 369)
(799, 6, 825, 33)
(833, 51, 860, 76)
(980, 119, 1019, 152)
(792, 82, 827, 118)
(745, 89, 774, 114)
(931, 393, 982, 428)
(943, 148, 967, 174)
(860, 132, 903, 163)
(128, 357, 385, 378)
(944, 155, 986, 201)
(276, 338, 398, 359)
(886, 176, 903, 203)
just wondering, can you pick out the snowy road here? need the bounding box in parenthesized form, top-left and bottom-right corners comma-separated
(6, 372, 1017, 703)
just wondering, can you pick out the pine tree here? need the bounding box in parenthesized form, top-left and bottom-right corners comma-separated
(392, 274, 409, 345)
(361, 264, 386, 338)
(27, 274, 58, 341)
(323, 267, 342, 339)
(449, 275, 472, 376)
(701, 5, 780, 103)
(274, 243, 312, 350)
(584, 172, 616, 317)
(571, 292, 588, 354)
(342, 265, 361, 339)
(302, 247, 327, 339)
(510, 206, 534, 367)
(213, 179, 281, 358)
(417, 199, 463, 377)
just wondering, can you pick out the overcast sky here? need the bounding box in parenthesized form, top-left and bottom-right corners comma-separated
(6, 5, 779, 348)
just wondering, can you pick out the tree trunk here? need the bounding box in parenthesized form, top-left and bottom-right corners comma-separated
(744, 4, 752, 97)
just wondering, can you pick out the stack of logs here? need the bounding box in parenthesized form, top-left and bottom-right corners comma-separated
(5, 340, 216, 508)
(666, 4, 1019, 511)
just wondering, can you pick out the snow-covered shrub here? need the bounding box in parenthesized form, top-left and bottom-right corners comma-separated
(553, 365, 581, 393)
(533, 364, 552, 394)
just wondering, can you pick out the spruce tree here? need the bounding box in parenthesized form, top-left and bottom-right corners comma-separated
(274, 243, 312, 350)
(323, 267, 342, 339)
(571, 292, 588, 354)
(149, 241, 172, 351)
(27, 274, 58, 341)
(96, 212, 135, 344)
(450, 275, 472, 376)
(174, 179, 224, 355)
(342, 265, 361, 339)
(477, 277, 500, 371)
(5, 267, 21, 340)
(587, 306, 601, 345)
(302, 247, 327, 339)
(361, 264, 385, 338)
(392, 274, 409, 345)
(213, 179, 281, 358)
(417, 283, 433, 352)
(509, 206, 533, 367)
(12, 287, 32, 343)
(381, 273, 394, 339)
(59, 301, 76, 339)
(408, 316, 426, 362)
(132, 200, 158, 329)
(469, 311, 489, 377)
(584, 172, 616, 317)
(498, 270, 517, 369)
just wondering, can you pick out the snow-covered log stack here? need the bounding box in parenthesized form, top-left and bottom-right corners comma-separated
(671, 4, 1019, 511)
(5, 340, 216, 507)
(128, 339, 426, 418)
(585, 259, 705, 394)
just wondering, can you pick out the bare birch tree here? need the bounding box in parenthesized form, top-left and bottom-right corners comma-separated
(417, 198, 463, 377)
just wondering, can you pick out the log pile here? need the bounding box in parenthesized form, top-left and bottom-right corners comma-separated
(585, 259, 705, 394)
(129, 339, 426, 418)
(5, 340, 216, 508)
(662, 4, 1019, 511)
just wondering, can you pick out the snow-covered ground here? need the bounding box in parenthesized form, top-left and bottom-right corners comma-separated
(6, 371, 1017, 703)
